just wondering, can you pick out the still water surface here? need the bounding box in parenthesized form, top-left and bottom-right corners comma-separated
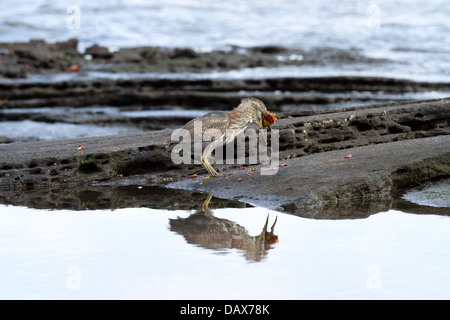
(1, 200, 449, 299)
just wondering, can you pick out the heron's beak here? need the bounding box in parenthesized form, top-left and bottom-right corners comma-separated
(259, 113, 268, 145)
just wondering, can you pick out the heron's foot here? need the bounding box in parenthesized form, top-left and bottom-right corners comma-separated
(208, 167, 218, 176)
(201, 156, 218, 177)
(202, 172, 226, 180)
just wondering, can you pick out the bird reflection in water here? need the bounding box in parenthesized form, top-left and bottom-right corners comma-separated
(169, 194, 278, 261)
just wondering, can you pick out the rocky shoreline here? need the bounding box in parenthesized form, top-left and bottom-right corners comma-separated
(0, 38, 387, 78)
(2, 39, 449, 113)
(3, 75, 450, 110)
(0, 98, 448, 217)
(1, 39, 449, 217)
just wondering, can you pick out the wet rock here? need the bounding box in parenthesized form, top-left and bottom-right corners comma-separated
(272, 98, 450, 157)
(0, 136, 13, 144)
(1, 76, 449, 111)
(84, 44, 112, 59)
(170, 48, 198, 59)
(248, 45, 288, 54)
(54, 38, 80, 56)
(0, 184, 248, 212)
(0, 39, 83, 77)
(167, 135, 450, 218)
(0, 99, 448, 218)
(1, 66, 26, 78)
(112, 48, 143, 63)
(0, 39, 393, 78)
(139, 47, 159, 60)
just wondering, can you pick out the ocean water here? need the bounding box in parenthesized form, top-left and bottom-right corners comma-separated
(1, 0, 450, 81)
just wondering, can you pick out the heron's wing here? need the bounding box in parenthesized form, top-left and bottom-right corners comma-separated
(184, 111, 230, 136)
(164, 111, 229, 150)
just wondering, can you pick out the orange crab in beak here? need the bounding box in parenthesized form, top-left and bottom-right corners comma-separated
(263, 112, 277, 128)
(259, 111, 277, 145)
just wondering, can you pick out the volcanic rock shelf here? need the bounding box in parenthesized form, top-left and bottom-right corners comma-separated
(0, 98, 449, 217)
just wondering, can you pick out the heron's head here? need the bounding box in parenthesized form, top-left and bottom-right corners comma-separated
(236, 98, 277, 145)
(238, 98, 270, 129)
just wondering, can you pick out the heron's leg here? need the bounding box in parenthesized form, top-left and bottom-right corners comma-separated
(206, 159, 218, 176)
(201, 194, 212, 212)
(201, 155, 209, 175)
(258, 214, 278, 248)
(270, 215, 278, 232)
(201, 144, 219, 176)
(201, 155, 218, 176)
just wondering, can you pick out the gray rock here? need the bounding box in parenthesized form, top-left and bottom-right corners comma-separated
(84, 44, 112, 59)
(0, 98, 448, 218)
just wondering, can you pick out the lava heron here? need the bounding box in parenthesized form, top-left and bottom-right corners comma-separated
(164, 98, 277, 176)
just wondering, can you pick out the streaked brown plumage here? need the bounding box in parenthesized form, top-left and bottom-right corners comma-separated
(164, 98, 272, 176)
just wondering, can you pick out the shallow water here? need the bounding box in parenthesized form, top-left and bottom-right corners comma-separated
(0, 197, 449, 299)
(0, 119, 140, 142)
(0, 108, 213, 142)
(402, 180, 450, 208)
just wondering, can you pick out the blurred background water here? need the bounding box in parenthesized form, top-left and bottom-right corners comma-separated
(1, 0, 450, 81)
